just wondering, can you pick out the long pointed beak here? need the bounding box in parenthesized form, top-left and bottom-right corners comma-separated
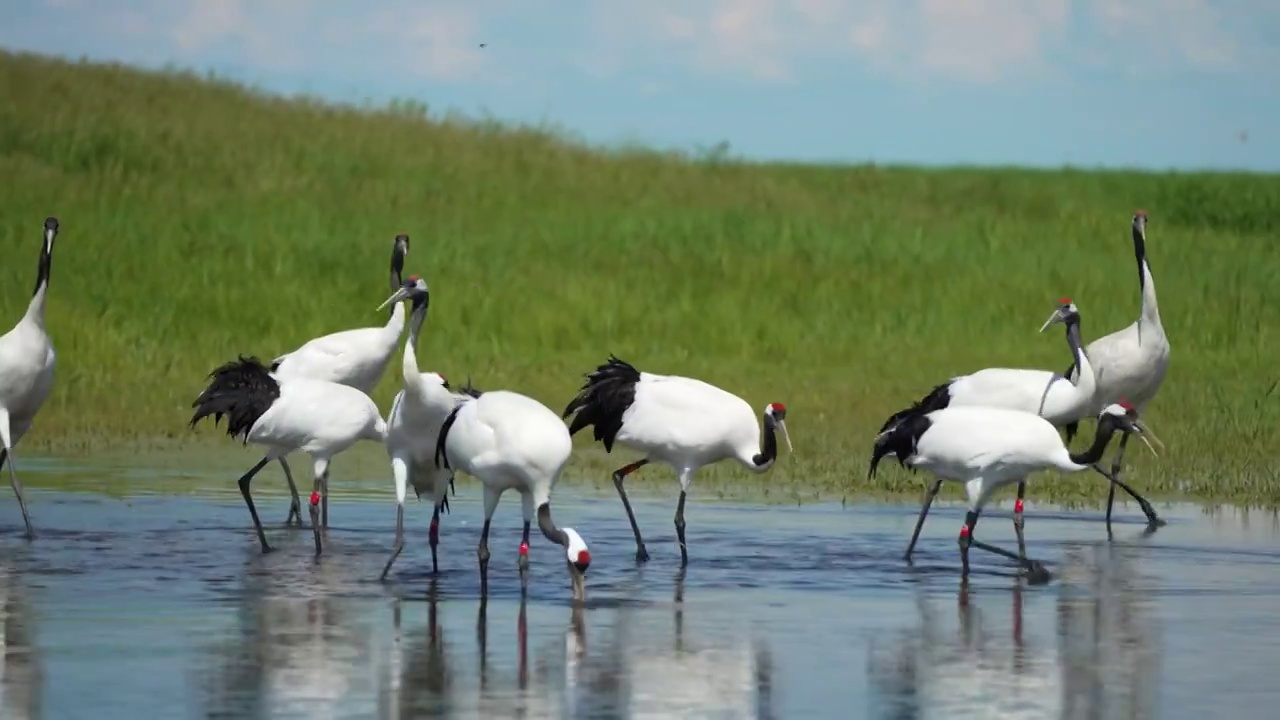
(1039, 309, 1063, 333)
(377, 288, 409, 313)
(1133, 419, 1164, 455)
(567, 560, 586, 604)
(777, 419, 793, 454)
(1128, 420, 1157, 459)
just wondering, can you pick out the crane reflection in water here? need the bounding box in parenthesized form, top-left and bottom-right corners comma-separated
(867, 540, 1161, 719)
(0, 561, 42, 720)
(199, 553, 775, 718)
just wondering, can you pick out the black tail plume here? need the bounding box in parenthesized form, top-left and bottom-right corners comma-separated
(562, 354, 641, 452)
(869, 413, 931, 480)
(435, 402, 465, 470)
(189, 355, 280, 444)
(877, 381, 952, 435)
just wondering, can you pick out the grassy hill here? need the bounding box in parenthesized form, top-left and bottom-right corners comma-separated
(1, 50, 1278, 503)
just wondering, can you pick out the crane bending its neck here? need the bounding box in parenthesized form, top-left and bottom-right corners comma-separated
(1069, 414, 1124, 467)
(738, 406, 790, 473)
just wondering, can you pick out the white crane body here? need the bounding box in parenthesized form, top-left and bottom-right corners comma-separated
(261, 234, 411, 528)
(0, 217, 61, 539)
(190, 355, 386, 556)
(376, 272, 485, 579)
(870, 402, 1154, 579)
(563, 355, 791, 566)
(436, 388, 589, 601)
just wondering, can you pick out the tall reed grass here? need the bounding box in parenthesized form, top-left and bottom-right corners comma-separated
(2, 51, 1277, 503)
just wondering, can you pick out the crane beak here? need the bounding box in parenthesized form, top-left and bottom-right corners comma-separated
(1132, 419, 1164, 456)
(376, 288, 409, 312)
(1038, 308, 1064, 333)
(777, 419, 793, 454)
(1131, 417, 1162, 456)
(567, 560, 586, 604)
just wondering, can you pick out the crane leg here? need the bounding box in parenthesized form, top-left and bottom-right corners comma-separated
(905, 479, 943, 561)
(321, 473, 330, 529)
(518, 521, 531, 594)
(958, 510, 1050, 583)
(675, 490, 689, 567)
(429, 502, 442, 574)
(477, 519, 492, 598)
(237, 456, 273, 553)
(1, 449, 34, 540)
(278, 457, 302, 528)
(611, 459, 651, 562)
(1013, 481, 1027, 561)
(1090, 433, 1163, 529)
(308, 466, 326, 557)
(379, 503, 405, 580)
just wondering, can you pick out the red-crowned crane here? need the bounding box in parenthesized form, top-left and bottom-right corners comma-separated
(266, 234, 410, 528)
(376, 275, 482, 579)
(0, 217, 60, 539)
(869, 402, 1157, 580)
(878, 299, 1160, 558)
(189, 356, 386, 556)
(562, 356, 791, 566)
(435, 389, 589, 602)
(1061, 211, 1170, 527)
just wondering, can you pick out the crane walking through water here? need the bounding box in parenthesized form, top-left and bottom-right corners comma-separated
(869, 402, 1157, 580)
(435, 386, 590, 602)
(189, 355, 386, 556)
(267, 233, 411, 529)
(376, 275, 482, 579)
(1062, 211, 1170, 528)
(877, 299, 1160, 559)
(562, 355, 792, 566)
(0, 217, 61, 539)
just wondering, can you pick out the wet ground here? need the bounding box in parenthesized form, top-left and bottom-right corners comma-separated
(2, 479, 1280, 719)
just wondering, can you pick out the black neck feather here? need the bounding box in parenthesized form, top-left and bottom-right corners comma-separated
(537, 503, 568, 548)
(1132, 222, 1148, 291)
(32, 232, 53, 298)
(751, 413, 778, 467)
(1065, 316, 1085, 372)
(1069, 415, 1121, 466)
(389, 241, 407, 319)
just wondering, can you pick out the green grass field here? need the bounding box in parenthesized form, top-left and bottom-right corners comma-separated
(2, 50, 1278, 506)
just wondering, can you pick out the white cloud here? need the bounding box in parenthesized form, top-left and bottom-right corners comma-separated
(50, 0, 491, 81)
(591, 0, 1265, 84)
(24, 0, 1276, 87)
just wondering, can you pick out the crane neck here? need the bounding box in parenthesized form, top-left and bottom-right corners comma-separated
(1133, 224, 1163, 335)
(1068, 415, 1120, 467)
(537, 503, 567, 547)
(23, 227, 56, 329)
(384, 300, 406, 336)
(741, 412, 778, 472)
(1063, 318, 1095, 396)
(402, 297, 429, 386)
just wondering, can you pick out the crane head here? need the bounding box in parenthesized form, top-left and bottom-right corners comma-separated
(1132, 210, 1148, 235)
(1099, 400, 1160, 458)
(766, 403, 793, 454)
(1039, 298, 1079, 333)
(377, 275, 430, 312)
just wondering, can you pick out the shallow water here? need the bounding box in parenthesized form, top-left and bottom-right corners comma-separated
(2, 478, 1280, 719)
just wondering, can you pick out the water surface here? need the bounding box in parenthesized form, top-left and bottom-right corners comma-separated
(2, 474, 1280, 719)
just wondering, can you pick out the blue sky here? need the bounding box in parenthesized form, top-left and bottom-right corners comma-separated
(3, 0, 1279, 171)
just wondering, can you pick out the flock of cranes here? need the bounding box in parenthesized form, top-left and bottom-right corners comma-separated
(0, 211, 1168, 598)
